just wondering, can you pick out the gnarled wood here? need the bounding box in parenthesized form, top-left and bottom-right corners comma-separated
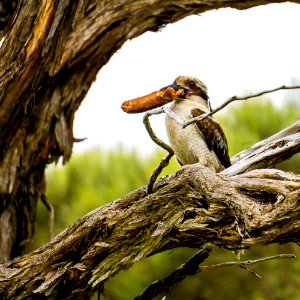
(1, 0, 300, 262)
(0, 120, 300, 299)
(0, 0, 300, 298)
(0, 164, 299, 299)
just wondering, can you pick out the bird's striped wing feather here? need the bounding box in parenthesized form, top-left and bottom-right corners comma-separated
(191, 108, 231, 168)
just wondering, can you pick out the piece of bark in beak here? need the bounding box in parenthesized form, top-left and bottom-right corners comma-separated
(121, 87, 184, 113)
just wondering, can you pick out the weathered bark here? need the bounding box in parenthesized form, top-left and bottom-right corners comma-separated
(1, 0, 300, 262)
(0, 0, 300, 298)
(0, 164, 299, 299)
(226, 120, 300, 175)
(0, 121, 299, 298)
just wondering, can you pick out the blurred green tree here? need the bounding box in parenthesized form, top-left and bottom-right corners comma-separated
(36, 97, 300, 300)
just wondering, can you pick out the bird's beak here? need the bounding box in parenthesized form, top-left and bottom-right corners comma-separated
(159, 83, 188, 99)
(159, 83, 182, 92)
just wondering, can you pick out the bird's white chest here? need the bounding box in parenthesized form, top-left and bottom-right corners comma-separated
(165, 100, 221, 170)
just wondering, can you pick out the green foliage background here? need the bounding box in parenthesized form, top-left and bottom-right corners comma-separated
(35, 96, 300, 299)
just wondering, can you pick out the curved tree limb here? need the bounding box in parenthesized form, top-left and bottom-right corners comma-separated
(230, 120, 300, 165)
(4, 0, 299, 262)
(224, 120, 300, 175)
(0, 0, 300, 262)
(0, 136, 299, 298)
(143, 108, 174, 194)
(0, 0, 300, 298)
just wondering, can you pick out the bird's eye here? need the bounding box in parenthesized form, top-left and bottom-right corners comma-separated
(188, 82, 196, 89)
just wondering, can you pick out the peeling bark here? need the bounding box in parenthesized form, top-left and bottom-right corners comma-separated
(225, 121, 300, 175)
(0, 165, 299, 299)
(0, 0, 300, 298)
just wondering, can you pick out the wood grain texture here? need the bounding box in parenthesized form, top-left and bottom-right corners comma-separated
(0, 0, 299, 297)
(0, 164, 299, 299)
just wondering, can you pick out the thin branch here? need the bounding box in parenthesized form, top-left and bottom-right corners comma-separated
(73, 137, 87, 143)
(163, 107, 185, 126)
(134, 244, 213, 300)
(135, 249, 295, 300)
(143, 108, 174, 194)
(143, 108, 174, 154)
(146, 153, 173, 194)
(198, 254, 296, 273)
(239, 265, 261, 278)
(40, 194, 55, 241)
(182, 85, 300, 128)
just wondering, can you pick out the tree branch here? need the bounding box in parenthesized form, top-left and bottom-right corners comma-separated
(199, 253, 296, 272)
(146, 152, 174, 194)
(40, 194, 55, 241)
(1, 0, 300, 298)
(143, 108, 174, 154)
(143, 108, 174, 193)
(223, 120, 300, 175)
(135, 244, 214, 300)
(136, 252, 296, 300)
(230, 120, 300, 164)
(183, 85, 300, 128)
(0, 158, 299, 298)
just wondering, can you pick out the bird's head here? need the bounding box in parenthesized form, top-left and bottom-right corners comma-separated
(160, 76, 211, 110)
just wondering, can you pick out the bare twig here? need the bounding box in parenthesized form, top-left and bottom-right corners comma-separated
(143, 108, 174, 154)
(135, 244, 213, 300)
(182, 85, 300, 128)
(239, 265, 261, 278)
(198, 254, 296, 273)
(143, 108, 174, 194)
(146, 152, 173, 194)
(163, 107, 185, 126)
(135, 248, 295, 300)
(40, 194, 55, 240)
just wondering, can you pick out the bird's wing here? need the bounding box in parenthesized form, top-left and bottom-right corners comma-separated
(191, 108, 231, 168)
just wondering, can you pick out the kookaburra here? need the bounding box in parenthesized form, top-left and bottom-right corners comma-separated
(163, 76, 231, 172)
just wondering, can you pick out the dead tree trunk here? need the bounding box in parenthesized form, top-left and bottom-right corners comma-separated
(0, 0, 300, 298)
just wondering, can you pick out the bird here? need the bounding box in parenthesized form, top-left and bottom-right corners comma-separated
(163, 75, 231, 172)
